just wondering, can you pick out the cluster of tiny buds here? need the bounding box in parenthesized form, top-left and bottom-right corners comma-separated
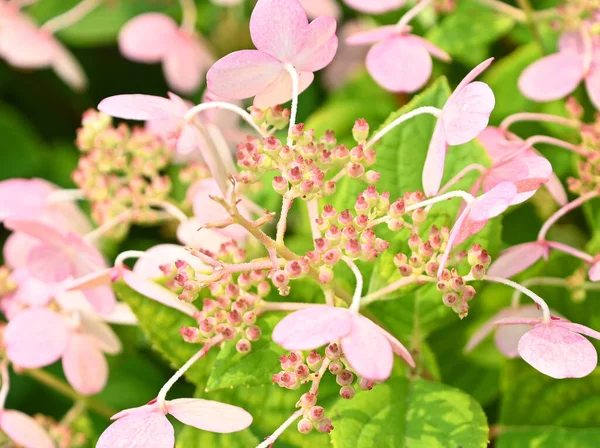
(249, 105, 291, 131)
(178, 161, 211, 185)
(269, 258, 310, 296)
(0, 266, 16, 297)
(435, 244, 491, 319)
(34, 414, 88, 448)
(274, 343, 376, 435)
(236, 119, 378, 200)
(554, 1, 600, 32)
(395, 225, 449, 278)
(568, 154, 600, 196)
(73, 110, 173, 237)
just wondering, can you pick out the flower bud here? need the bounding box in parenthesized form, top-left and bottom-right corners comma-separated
(365, 170, 381, 185)
(450, 277, 465, 292)
(412, 208, 426, 223)
(323, 249, 341, 266)
(215, 324, 236, 340)
(347, 162, 365, 179)
(328, 360, 343, 375)
(180, 326, 200, 343)
(399, 264, 413, 277)
(336, 370, 354, 386)
(470, 264, 486, 279)
(318, 266, 334, 284)
(390, 199, 405, 217)
(352, 118, 369, 142)
(243, 311, 257, 325)
(272, 176, 288, 194)
(271, 270, 289, 288)
(281, 372, 300, 389)
(246, 325, 262, 341)
(478, 250, 491, 267)
(236, 339, 251, 354)
(286, 260, 303, 279)
(323, 181, 336, 196)
(340, 386, 356, 400)
(388, 218, 404, 231)
(394, 253, 408, 268)
(307, 350, 322, 371)
(295, 364, 310, 380)
(467, 244, 482, 265)
(297, 419, 313, 434)
(299, 392, 317, 408)
(308, 406, 325, 421)
(442, 292, 460, 307)
(317, 418, 334, 433)
(425, 261, 439, 277)
(358, 377, 376, 391)
(462, 285, 477, 301)
(325, 343, 341, 359)
(227, 310, 242, 326)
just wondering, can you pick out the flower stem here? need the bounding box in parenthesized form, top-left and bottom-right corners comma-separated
(436, 164, 486, 196)
(48, 189, 85, 203)
(41, 0, 101, 33)
(185, 102, 266, 137)
(342, 256, 363, 312)
(262, 301, 318, 311)
(307, 199, 322, 242)
(365, 106, 441, 149)
(538, 191, 598, 241)
(484, 276, 551, 322)
(0, 361, 9, 411)
(179, 0, 197, 33)
(406, 190, 475, 213)
(360, 275, 434, 306)
(546, 241, 593, 263)
(284, 63, 300, 147)
(84, 210, 132, 243)
(500, 112, 580, 133)
(397, 0, 432, 30)
(516, 0, 546, 53)
(276, 193, 294, 245)
(310, 358, 331, 394)
(24, 369, 116, 419)
(256, 409, 304, 448)
(478, 0, 526, 22)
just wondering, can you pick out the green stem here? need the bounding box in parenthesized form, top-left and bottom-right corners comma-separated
(516, 0, 546, 53)
(24, 369, 116, 420)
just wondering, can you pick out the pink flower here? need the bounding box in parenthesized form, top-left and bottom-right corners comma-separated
(590, 258, 600, 281)
(119, 13, 214, 94)
(495, 315, 600, 378)
(0, 409, 54, 448)
(487, 241, 550, 279)
(343, 0, 405, 14)
(477, 127, 560, 205)
(519, 30, 600, 110)
(465, 304, 546, 358)
(206, 0, 338, 108)
(97, 398, 252, 448)
(3, 219, 115, 313)
(272, 306, 414, 380)
(0, 6, 86, 90)
(423, 58, 495, 196)
(347, 25, 450, 93)
(299, 0, 341, 19)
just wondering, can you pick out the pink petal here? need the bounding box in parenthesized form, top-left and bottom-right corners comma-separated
(518, 52, 584, 102)
(102, 303, 138, 325)
(477, 126, 523, 162)
(407, 35, 451, 62)
(119, 13, 178, 63)
(187, 126, 231, 195)
(64, 268, 113, 292)
(52, 42, 87, 91)
(465, 307, 516, 353)
(554, 321, 600, 341)
(0, 178, 52, 221)
(65, 233, 108, 275)
(369, 320, 415, 367)
(299, 0, 342, 19)
(122, 270, 198, 318)
(162, 32, 213, 94)
(493, 305, 543, 358)
(27, 243, 72, 283)
(207, 50, 283, 101)
(518, 324, 598, 379)
(97, 409, 174, 448)
(292, 16, 338, 72)
(422, 120, 447, 197)
(250, 0, 309, 61)
(167, 398, 253, 433)
(443, 81, 495, 146)
(176, 220, 233, 253)
(589, 261, 600, 282)
(452, 215, 488, 246)
(176, 123, 197, 156)
(469, 182, 517, 221)
(10, 269, 56, 307)
(366, 36, 432, 93)
(4, 308, 69, 368)
(3, 232, 38, 269)
(80, 311, 122, 354)
(544, 171, 568, 206)
(558, 31, 586, 55)
(133, 244, 206, 279)
(0, 410, 54, 448)
(343, 0, 405, 14)
(62, 333, 108, 395)
(346, 25, 398, 45)
(0, 17, 56, 67)
(4, 219, 66, 247)
(83, 285, 117, 315)
(98, 94, 180, 121)
(341, 315, 394, 381)
(487, 242, 548, 278)
(585, 63, 600, 110)
(272, 306, 353, 350)
(253, 70, 314, 108)
(453, 57, 494, 93)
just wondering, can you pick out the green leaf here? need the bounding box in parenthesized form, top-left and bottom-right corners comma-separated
(426, 0, 514, 66)
(205, 313, 283, 392)
(497, 360, 600, 447)
(113, 281, 216, 386)
(330, 378, 488, 448)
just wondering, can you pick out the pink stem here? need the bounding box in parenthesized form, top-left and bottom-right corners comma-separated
(436, 164, 486, 196)
(546, 241, 594, 263)
(437, 205, 472, 277)
(499, 113, 580, 133)
(538, 191, 598, 240)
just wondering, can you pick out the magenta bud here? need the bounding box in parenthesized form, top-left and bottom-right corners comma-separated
(390, 199, 405, 217)
(327, 344, 342, 359)
(340, 385, 356, 400)
(347, 162, 365, 179)
(307, 350, 322, 370)
(439, 269, 451, 281)
(246, 325, 262, 341)
(317, 418, 334, 433)
(336, 370, 354, 386)
(286, 260, 303, 278)
(271, 270, 289, 288)
(451, 277, 465, 292)
(297, 418, 313, 434)
(318, 266, 334, 284)
(425, 261, 439, 277)
(338, 209, 354, 226)
(216, 295, 231, 310)
(299, 392, 317, 408)
(478, 250, 491, 266)
(399, 264, 413, 277)
(227, 310, 242, 326)
(180, 326, 200, 343)
(281, 372, 300, 389)
(442, 292, 460, 307)
(308, 406, 325, 421)
(314, 238, 330, 253)
(364, 170, 380, 184)
(323, 249, 341, 266)
(359, 377, 376, 391)
(352, 118, 369, 142)
(295, 364, 310, 380)
(323, 181, 336, 196)
(236, 339, 251, 354)
(329, 360, 343, 375)
(463, 285, 477, 301)
(199, 318, 215, 335)
(215, 324, 236, 340)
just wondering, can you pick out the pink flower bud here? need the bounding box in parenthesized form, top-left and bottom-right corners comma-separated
(297, 419, 313, 434)
(342, 225, 358, 241)
(345, 239, 361, 257)
(412, 208, 426, 223)
(463, 285, 477, 301)
(354, 195, 369, 213)
(299, 392, 317, 408)
(281, 372, 300, 389)
(323, 181, 336, 196)
(236, 339, 251, 354)
(216, 296, 231, 310)
(419, 242, 434, 258)
(295, 364, 310, 380)
(215, 324, 236, 340)
(347, 162, 365, 178)
(408, 233, 422, 249)
(249, 106, 265, 124)
(439, 269, 451, 281)
(478, 250, 491, 266)
(305, 250, 321, 264)
(338, 209, 353, 226)
(359, 377, 376, 391)
(271, 270, 289, 288)
(279, 354, 292, 370)
(288, 351, 304, 366)
(388, 219, 404, 231)
(273, 176, 288, 194)
(246, 325, 262, 341)
(399, 264, 413, 277)
(321, 130, 337, 147)
(451, 277, 465, 292)
(354, 214, 369, 230)
(442, 292, 460, 307)
(394, 253, 408, 267)
(307, 350, 322, 371)
(315, 217, 329, 232)
(318, 266, 334, 284)
(300, 179, 315, 194)
(291, 123, 305, 138)
(323, 249, 341, 266)
(326, 343, 341, 359)
(243, 311, 257, 325)
(454, 301, 469, 319)
(257, 280, 271, 297)
(288, 166, 303, 184)
(350, 145, 365, 163)
(336, 370, 354, 386)
(340, 386, 356, 400)
(365, 170, 381, 185)
(325, 225, 341, 244)
(227, 310, 242, 326)
(329, 360, 343, 375)
(360, 229, 376, 244)
(180, 326, 200, 343)
(390, 199, 405, 217)
(353, 118, 369, 142)
(425, 261, 440, 277)
(323, 204, 337, 220)
(286, 261, 303, 278)
(308, 406, 325, 421)
(317, 418, 334, 433)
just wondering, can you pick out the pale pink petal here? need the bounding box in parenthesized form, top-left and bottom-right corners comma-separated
(443, 81, 495, 146)
(62, 333, 108, 395)
(97, 409, 174, 448)
(272, 306, 353, 350)
(299, 0, 342, 19)
(341, 315, 394, 381)
(133, 244, 205, 279)
(555, 321, 600, 340)
(0, 410, 54, 448)
(487, 242, 548, 278)
(167, 398, 253, 433)
(64, 268, 113, 292)
(98, 94, 180, 121)
(119, 13, 178, 62)
(80, 311, 122, 354)
(585, 63, 600, 110)
(111, 403, 158, 420)
(176, 220, 233, 253)
(452, 215, 488, 246)
(122, 270, 198, 318)
(0, 178, 52, 221)
(558, 31, 586, 55)
(453, 58, 494, 93)
(55, 291, 96, 314)
(3, 233, 37, 269)
(589, 262, 600, 282)
(343, 0, 405, 14)
(207, 50, 283, 101)
(518, 324, 598, 379)
(346, 25, 398, 45)
(250, 0, 309, 61)
(176, 123, 197, 156)
(292, 16, 338, 72)
(102, 303, 138, 326)
(10, 269, 56, 307)
(27, 244, 72, 283)
(422, 120, 447, 197)
(4, 219, 66, 247)
(83, 285, 117, 315)
(493, 305, 543, 358)
(366, 36, 432, 93)
(465, 307, 516, 353)
(4, 308, 69, 368)
(52, 43, 87, 91)
(0, 18, 55, 67)
(66, 233, 108, 275)
(545, 172, 568, 206)
(469, 182, 517, 221)
(518, 52, 585, 102)
(162, 32, 213, 94)
(253, 70, 314, 108)
(406, 35, 451, 62)
(370, 320, 415, 367)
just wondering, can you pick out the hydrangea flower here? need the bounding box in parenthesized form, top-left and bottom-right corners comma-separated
(347, 25, 450, 92)
(487, 241, 550, 279)
(519, 30, 600, 110)
(0, 408, 55, 448)
(206, 0, 338, 108)
(423, 58, 495, 196)
(300, 0, 342, 19)
(97, 398, 252, 448)
(119, 13, 214, 93)
(272, 306, 414, 380)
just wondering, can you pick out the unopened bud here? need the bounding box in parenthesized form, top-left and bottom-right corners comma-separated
(299, 392, 317, 408)
(180, 326, 200, 343)
(340, 386, 356, 400)
(336, 370, 354, 386)
(308, 406, 325, 421)
(326, 343, 341, 359)
(329, 360, 343, 375)
(358, 377, 376, 391)
(442, 292, 460, 307)
(352, 118, 369, 142)
(462, 285, 477, 301)
(298, 418, 313, 434)
(236, 339, 251, 353)
(471, 264, 486, 279)
(246, 325, 262, 341)
(317, 417, 334, 433)
(307, 350, 322, 370)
